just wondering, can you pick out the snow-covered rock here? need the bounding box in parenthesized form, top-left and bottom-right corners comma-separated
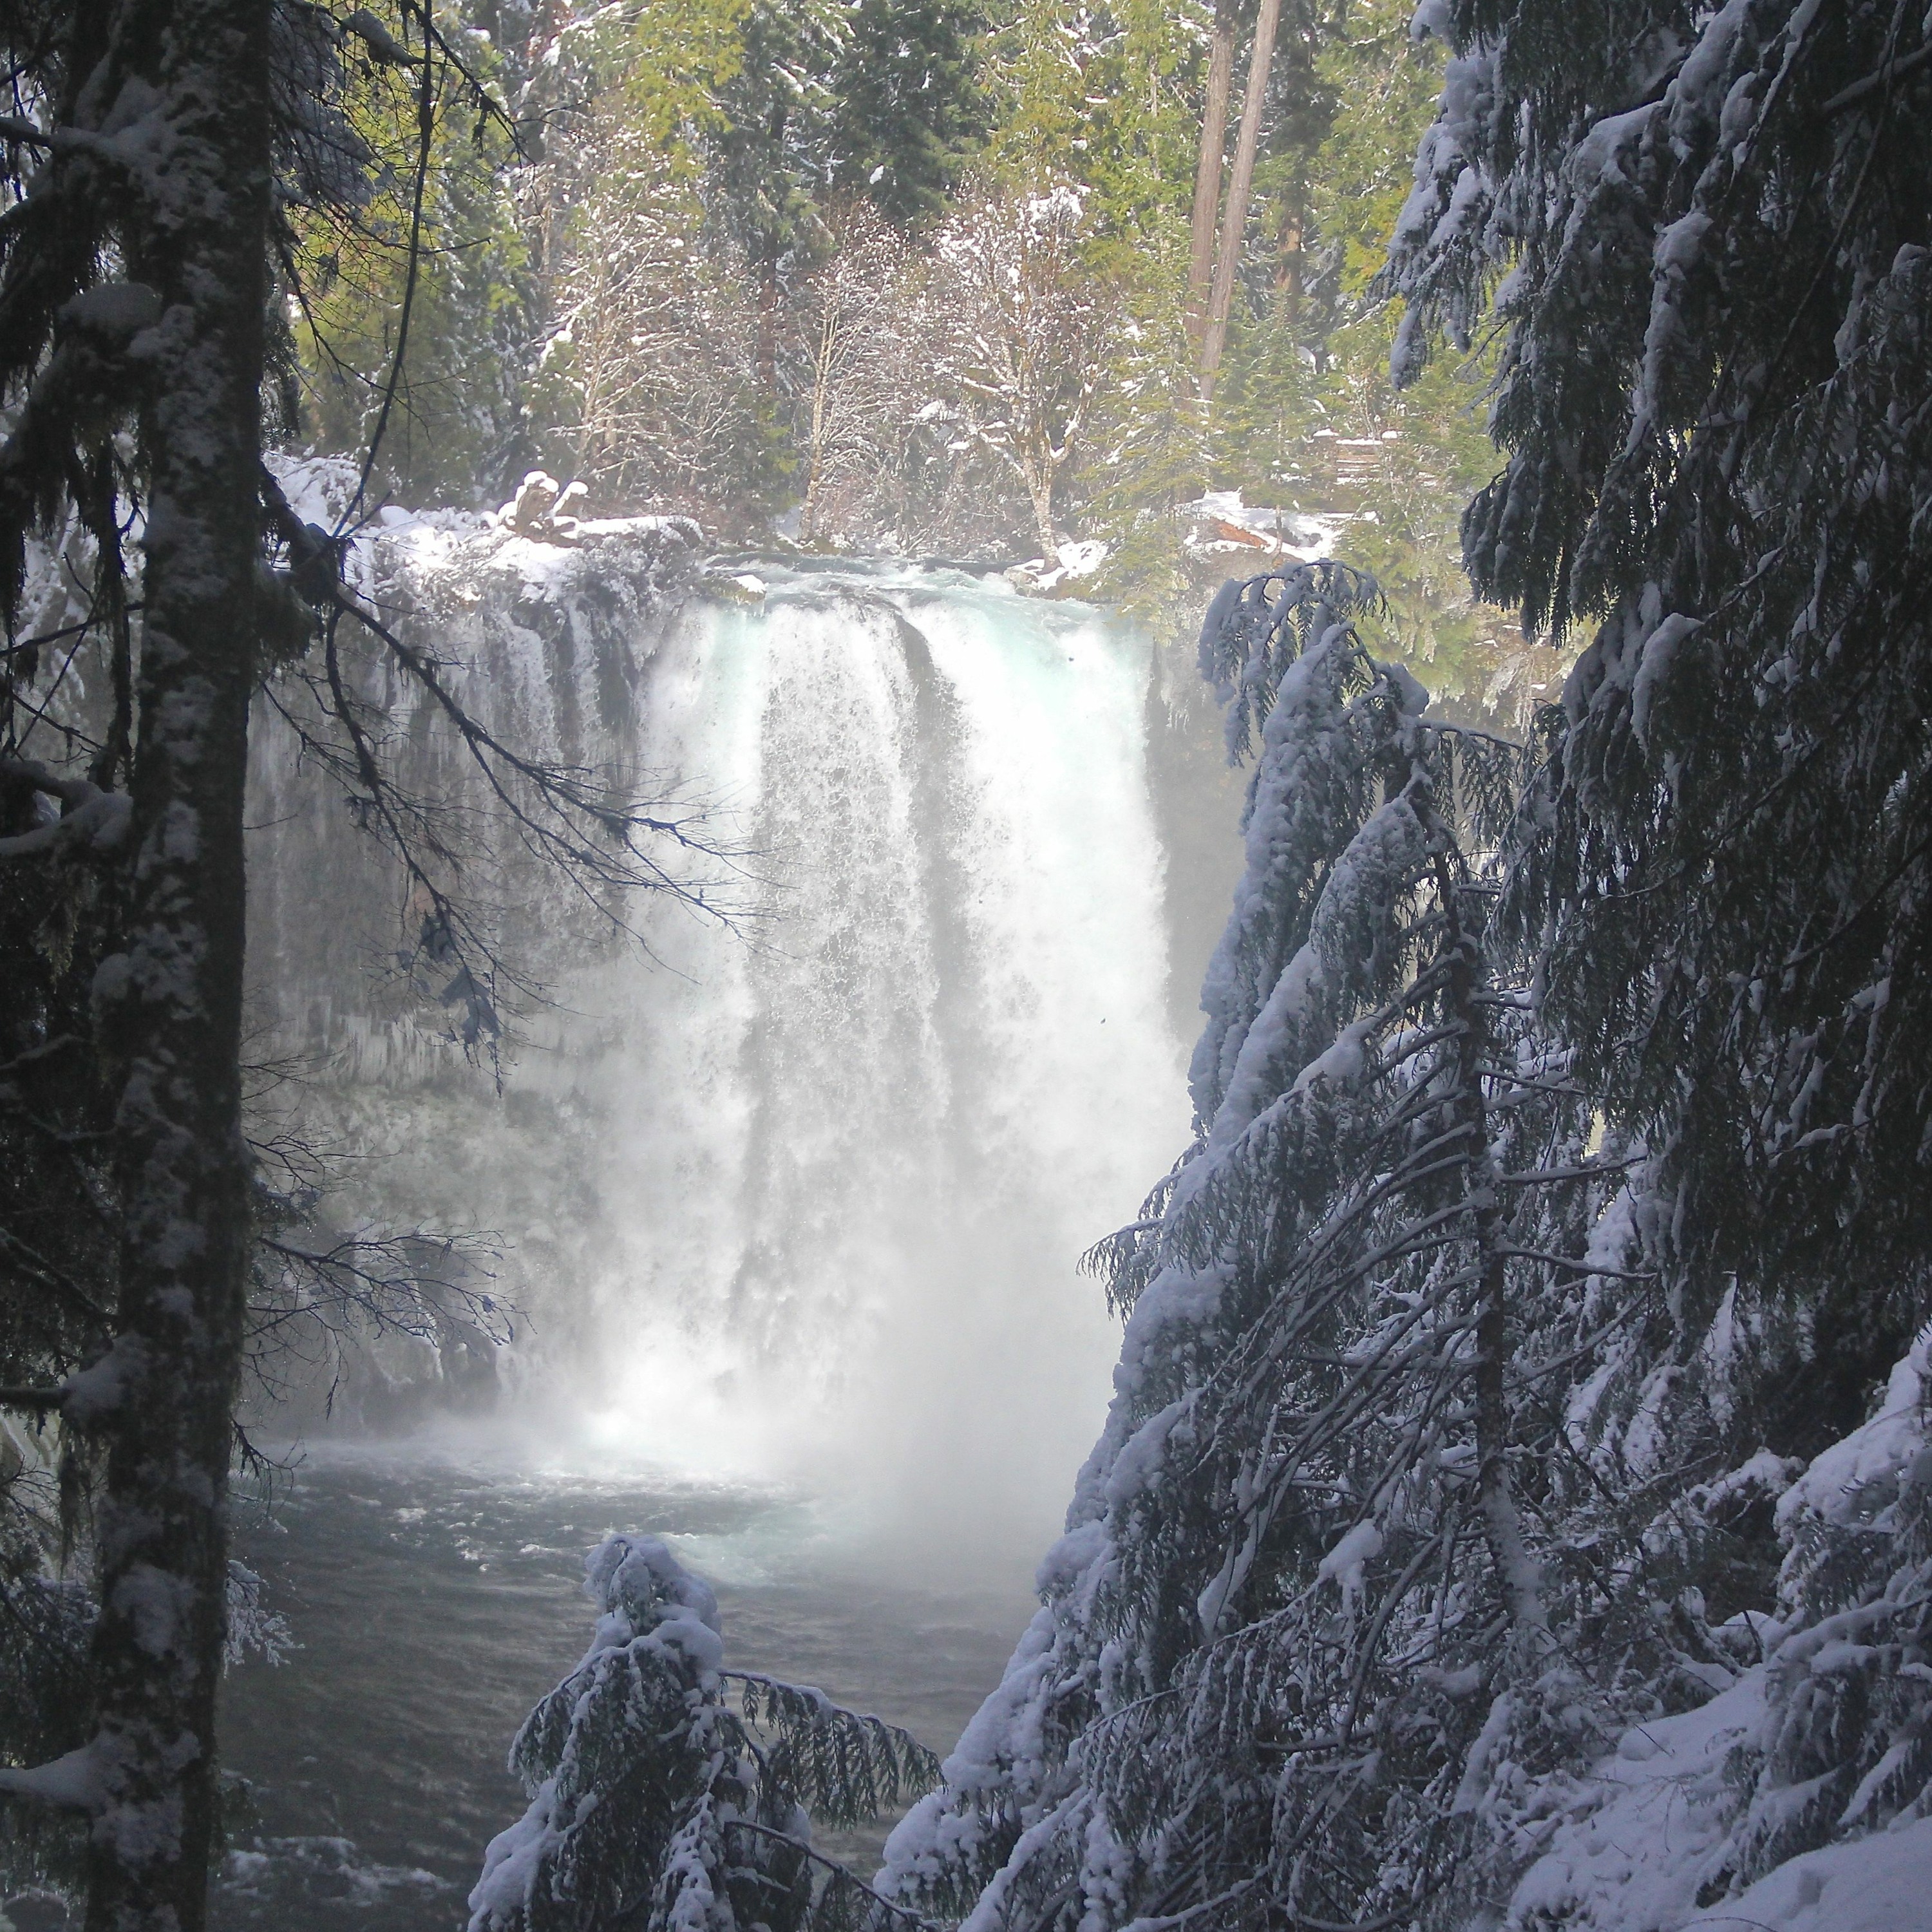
(1181, 489, 1339, 562)
(1002, 538, 1109, 596)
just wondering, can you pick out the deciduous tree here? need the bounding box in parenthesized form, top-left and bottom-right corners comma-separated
(929, 183, 1119, 558)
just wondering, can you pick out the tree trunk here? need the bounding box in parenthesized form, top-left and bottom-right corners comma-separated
(1186, 0, 1237, 348)
(755, 257, 781, 406)
(83, 0, 272, 1922)
(800, 307, 838, 544)
(1274, 197, 1303, 328)
(1432, 857, 1549, 1657)
(1199, 0, 1281, 400)
(1025, 453, 1058, 564)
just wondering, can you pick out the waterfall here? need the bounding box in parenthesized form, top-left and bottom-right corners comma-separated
(587, 568, 1189, 1553)
(249, 495, 1218, 1569)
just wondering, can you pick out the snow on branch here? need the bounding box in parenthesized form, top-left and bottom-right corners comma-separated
(0, 756, 129, 860)
(471, 1535, 942, 1932)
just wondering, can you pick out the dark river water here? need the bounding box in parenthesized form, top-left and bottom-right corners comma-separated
(199, 1447, 1036, 1932)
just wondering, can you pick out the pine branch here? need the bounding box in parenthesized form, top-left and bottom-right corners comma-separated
(726, 1671, 942, 1826)
(720, 1821, 943, 1932)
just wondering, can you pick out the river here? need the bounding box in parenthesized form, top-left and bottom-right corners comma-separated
(213, 1449, 1033, 1932)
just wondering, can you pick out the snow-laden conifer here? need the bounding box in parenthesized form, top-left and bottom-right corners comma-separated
(1730, 1331, 1932, 1883)
(470, 1535, 942, 1932)
(876, 565, 1667, 1931)
(1383, 0, 1932, 1426)
(1339, 0, 1932, 1908)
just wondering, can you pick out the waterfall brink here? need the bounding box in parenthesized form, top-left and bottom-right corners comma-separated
(249, 500, 1201, 1569)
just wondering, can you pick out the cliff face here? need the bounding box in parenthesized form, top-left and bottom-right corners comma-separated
(252, 458, 707, 1086)
(243, 457, 716, 1429)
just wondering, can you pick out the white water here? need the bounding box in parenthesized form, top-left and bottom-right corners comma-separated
(250, 542, 1200, 1577)
(562, 568, 1188, 1556)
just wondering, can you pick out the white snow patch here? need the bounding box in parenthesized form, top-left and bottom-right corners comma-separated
(1779, 1327, 1930, 1531)
(1315, 1519, 1383, 1616)
(1679, 1820, 1932, 1931)
(0, 1740, 106, 1812)
(1504, 1673, 1764, 1928)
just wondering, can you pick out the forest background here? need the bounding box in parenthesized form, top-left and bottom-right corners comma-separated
(304, 0, 1540, 714)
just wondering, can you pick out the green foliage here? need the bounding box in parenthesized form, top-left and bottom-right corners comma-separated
(1051, 0, 1528, 700)
(1079, 274, 1208, 621)
(825, 0, 990, 223)
(1293, 314, 1544, 717)
(267, 0, 1519, 592)
(1204, 0, 1535, 712)
(706, 0, 850, 284)
(978, 0, 1197, 247)
(1303, 0, 1443, 309)
(573, 0, 749, 153)
(294, 6, 534, 507)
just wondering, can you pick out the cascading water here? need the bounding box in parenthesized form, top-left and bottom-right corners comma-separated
(212, 490, 1243, 1930)
(573, 567, 1188, 1553)
(246, 489, 1223, 1571)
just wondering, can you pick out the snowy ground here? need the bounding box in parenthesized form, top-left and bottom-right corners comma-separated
(1508, 1669, 1932, 1931)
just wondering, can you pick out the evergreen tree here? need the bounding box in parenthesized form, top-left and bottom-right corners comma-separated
(0, 0, 283, 1911)
(697, 0, 992, 504)
(1383, 0, 1932, 1454)
(705, 0, 849, 404)
(978, 0, 1197, 247)
(0, 8, 728, 1923)
(469, 1535, 941, 1932)
(875, 565, 1662, 1931)
(1370, 0, 1932, 1902)
(824, 0, 988, 225)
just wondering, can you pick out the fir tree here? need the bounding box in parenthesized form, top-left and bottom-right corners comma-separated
(1383, 0, 1932, 1446)
(876, 565, 1659, 1932)
(469, 1535, 942, 1932)
(1363, 0, 1932, 1903)
(706, 0, 851, 401)
(825, 0, 988, 225)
